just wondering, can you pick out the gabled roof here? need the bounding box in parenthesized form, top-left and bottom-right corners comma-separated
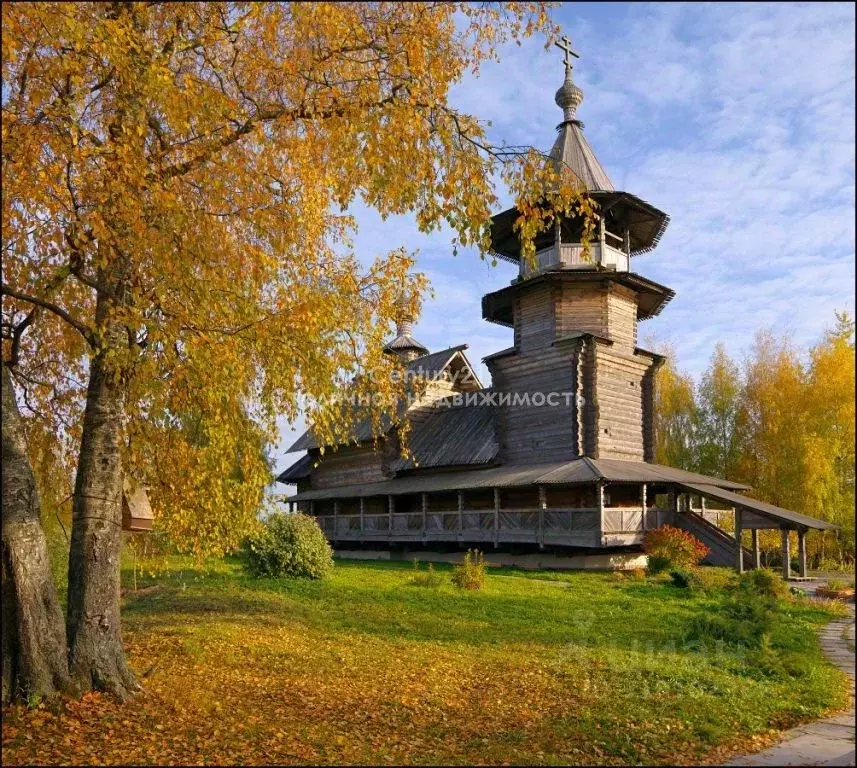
(391, 395, 499, 472)
(285, 345, 481, 453)
(276, 453, 315, 484)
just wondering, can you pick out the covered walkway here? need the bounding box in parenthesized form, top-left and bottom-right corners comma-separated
(679, 483, 837, 578)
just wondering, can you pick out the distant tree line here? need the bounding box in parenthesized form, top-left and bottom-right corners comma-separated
(654, 312, 855, 567)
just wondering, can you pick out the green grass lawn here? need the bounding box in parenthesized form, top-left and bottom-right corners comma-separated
(2, 556, 849, 765)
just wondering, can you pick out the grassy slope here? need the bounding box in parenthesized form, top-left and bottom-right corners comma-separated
(2, 556, 849, 766)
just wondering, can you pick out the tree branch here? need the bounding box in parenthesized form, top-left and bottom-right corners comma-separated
(1, 283, 94, 346)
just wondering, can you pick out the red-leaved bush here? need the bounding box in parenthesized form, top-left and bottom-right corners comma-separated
(643, 525, 709, 573)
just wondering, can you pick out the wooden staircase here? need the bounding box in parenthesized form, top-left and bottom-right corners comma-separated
(675, 510, 754, 570)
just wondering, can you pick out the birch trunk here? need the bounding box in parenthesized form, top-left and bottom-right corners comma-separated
(1, 366, 72, 704)
(66, 317, 138, 700)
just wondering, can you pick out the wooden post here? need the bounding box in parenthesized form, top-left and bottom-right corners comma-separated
(641, 483, 647, 531)
(752, 528, 761, 570)
(667, 487, 676, 526)
(700, 495, 706, 521)
(421, 493, 428, 543)
(781, 528, 791, 580)
(623, 227, 630, 257)
(493, 488, 500, 548)
(333, 500, 340, 542)
(359, 497, 365, 536)
(598, 217, 606, 263)
(457, 490, 464, 537)
(309, 500, 315, 517)
(388, 495, 394, 535)
(538, 486, 546, 549)
(735, 508, 744, 574)
(798, 529, 807, 578)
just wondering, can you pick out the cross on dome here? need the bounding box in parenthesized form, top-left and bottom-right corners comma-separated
(555, 35, 579, 71)
(554, 34, 583, 122)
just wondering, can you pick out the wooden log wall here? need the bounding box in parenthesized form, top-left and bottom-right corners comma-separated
(310, 443, 387, 489)
(555, 283, 611, 340)
(605, 284, 638, 351)
(487, 344, 578, 464)
(592, 344, 650, 461)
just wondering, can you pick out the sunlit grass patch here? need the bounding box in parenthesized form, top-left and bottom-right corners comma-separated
(2, 556, 848, 766)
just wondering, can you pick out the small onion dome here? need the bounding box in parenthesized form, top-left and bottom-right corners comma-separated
(555, 69, 583, 123)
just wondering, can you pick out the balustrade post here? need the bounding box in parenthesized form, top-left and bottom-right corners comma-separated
(421, 493, 428, 543)
(493, 488, 500, 548)
(641, 483, 647, 531)
(388, 495, 394, 535)
(538, 486, 546, 549)
(457, 490, 464, 538)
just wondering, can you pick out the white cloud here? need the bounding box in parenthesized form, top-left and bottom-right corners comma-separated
(271, 2, 855, 473)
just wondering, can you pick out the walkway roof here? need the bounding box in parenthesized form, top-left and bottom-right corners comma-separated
(679, 483, 837, 531)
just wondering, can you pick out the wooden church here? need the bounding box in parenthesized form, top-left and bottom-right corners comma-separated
(278, 40, 834, 573)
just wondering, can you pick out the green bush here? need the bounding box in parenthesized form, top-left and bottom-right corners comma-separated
(646, 554, 672, 575)
(736, 568, 790, 600)
(409, 560, 444, 588)
(670, 568, 702, 590)
(687, 591, 776, 649)
(451, 549, 486, 591)
(241, 512, 333, 580)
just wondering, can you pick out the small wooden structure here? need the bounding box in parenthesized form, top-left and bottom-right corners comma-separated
(277, 39, 836, 572)
(122, 481, 154, 532)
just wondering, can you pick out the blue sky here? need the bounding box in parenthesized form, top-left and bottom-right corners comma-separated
(275, 2, 856, 475)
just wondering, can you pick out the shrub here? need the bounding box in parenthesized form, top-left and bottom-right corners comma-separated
(670, 568, 702, 590)
(736, 568, 790, 600)
(687, 582, 780, 650)
(409, 560, 443, 588)
(644, 525, 709, 574)
(646, 553, 672, 575)
(628, 567, 647, 581)
(451, 549, 486, 591)
(241, 512, 333, 580)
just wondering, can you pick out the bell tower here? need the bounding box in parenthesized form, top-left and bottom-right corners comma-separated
(483, 39, 674, 464)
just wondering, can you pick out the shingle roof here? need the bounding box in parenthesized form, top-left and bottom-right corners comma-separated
(285, 457, 750, 501)
(550, 120, 614, 192)
(383, 334, 429, 356)
(588, 458, 749, 490)
(285, 345, 478, 453)
(276, 453, 315, 483)
(391, 398, 499, 472)
(679, 483, 837, 531)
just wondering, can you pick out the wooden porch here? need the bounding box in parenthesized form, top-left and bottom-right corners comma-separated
(290, 483, 676, 550)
